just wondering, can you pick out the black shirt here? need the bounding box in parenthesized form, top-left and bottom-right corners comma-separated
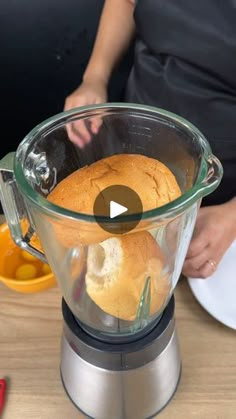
(126, 0, 236, 204)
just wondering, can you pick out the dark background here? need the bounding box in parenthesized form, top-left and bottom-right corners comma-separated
(1, 0, 132, 157)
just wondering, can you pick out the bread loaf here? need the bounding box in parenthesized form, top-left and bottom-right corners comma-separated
(47, 154, 181, 246)
(85, 231, 170, 321)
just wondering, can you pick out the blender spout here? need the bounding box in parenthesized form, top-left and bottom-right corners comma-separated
(0, 153, 47, 262)
(199, 154, 223, 197)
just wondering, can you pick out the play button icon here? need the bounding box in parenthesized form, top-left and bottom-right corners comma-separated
(93, 185, 143, 235)
(110, 201, 128, 219)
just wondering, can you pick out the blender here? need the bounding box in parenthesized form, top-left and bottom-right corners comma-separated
(0, 104, 222, 418)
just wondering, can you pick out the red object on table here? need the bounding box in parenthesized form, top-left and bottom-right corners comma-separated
(0, 379, 6, 415)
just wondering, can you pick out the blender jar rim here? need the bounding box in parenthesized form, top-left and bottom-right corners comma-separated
(14, 102, 216, 222)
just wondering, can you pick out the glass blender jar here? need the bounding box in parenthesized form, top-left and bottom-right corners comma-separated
(0, 104, 222, 419)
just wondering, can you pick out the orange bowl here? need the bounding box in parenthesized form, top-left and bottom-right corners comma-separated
(0, 222, 56, 293)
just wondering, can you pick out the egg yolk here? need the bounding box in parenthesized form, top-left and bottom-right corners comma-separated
(15, 264, 37, 280)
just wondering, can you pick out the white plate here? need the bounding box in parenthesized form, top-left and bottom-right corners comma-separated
(188, 240, 236, 330)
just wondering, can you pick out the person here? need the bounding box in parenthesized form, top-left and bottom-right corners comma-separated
(64, 0, 236, 279)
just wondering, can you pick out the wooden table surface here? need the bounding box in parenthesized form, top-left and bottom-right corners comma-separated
(1, 277, 236, 419)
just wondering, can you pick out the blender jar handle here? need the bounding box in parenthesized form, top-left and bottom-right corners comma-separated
(0, 153, 47, 263)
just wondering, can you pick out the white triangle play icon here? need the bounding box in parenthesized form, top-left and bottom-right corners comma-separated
(109, 201, 128, 219)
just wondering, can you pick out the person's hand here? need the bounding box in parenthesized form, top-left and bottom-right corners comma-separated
(182, 199, 236, 278)
(64, 79, 108, 147)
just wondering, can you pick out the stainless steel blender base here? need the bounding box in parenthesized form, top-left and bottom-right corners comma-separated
(61, 329, 181, 419)
(60, 298, 181, 419)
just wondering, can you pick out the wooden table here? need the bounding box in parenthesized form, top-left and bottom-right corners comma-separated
(1, 278, 236, 419)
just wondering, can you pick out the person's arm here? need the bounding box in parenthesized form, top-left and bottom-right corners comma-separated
(83, 0, 135, 87)
(64, 0, 135, 146)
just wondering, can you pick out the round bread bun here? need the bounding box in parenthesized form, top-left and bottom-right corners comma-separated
(47, 154, 181, 247)
(85, 230, 171, 321)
